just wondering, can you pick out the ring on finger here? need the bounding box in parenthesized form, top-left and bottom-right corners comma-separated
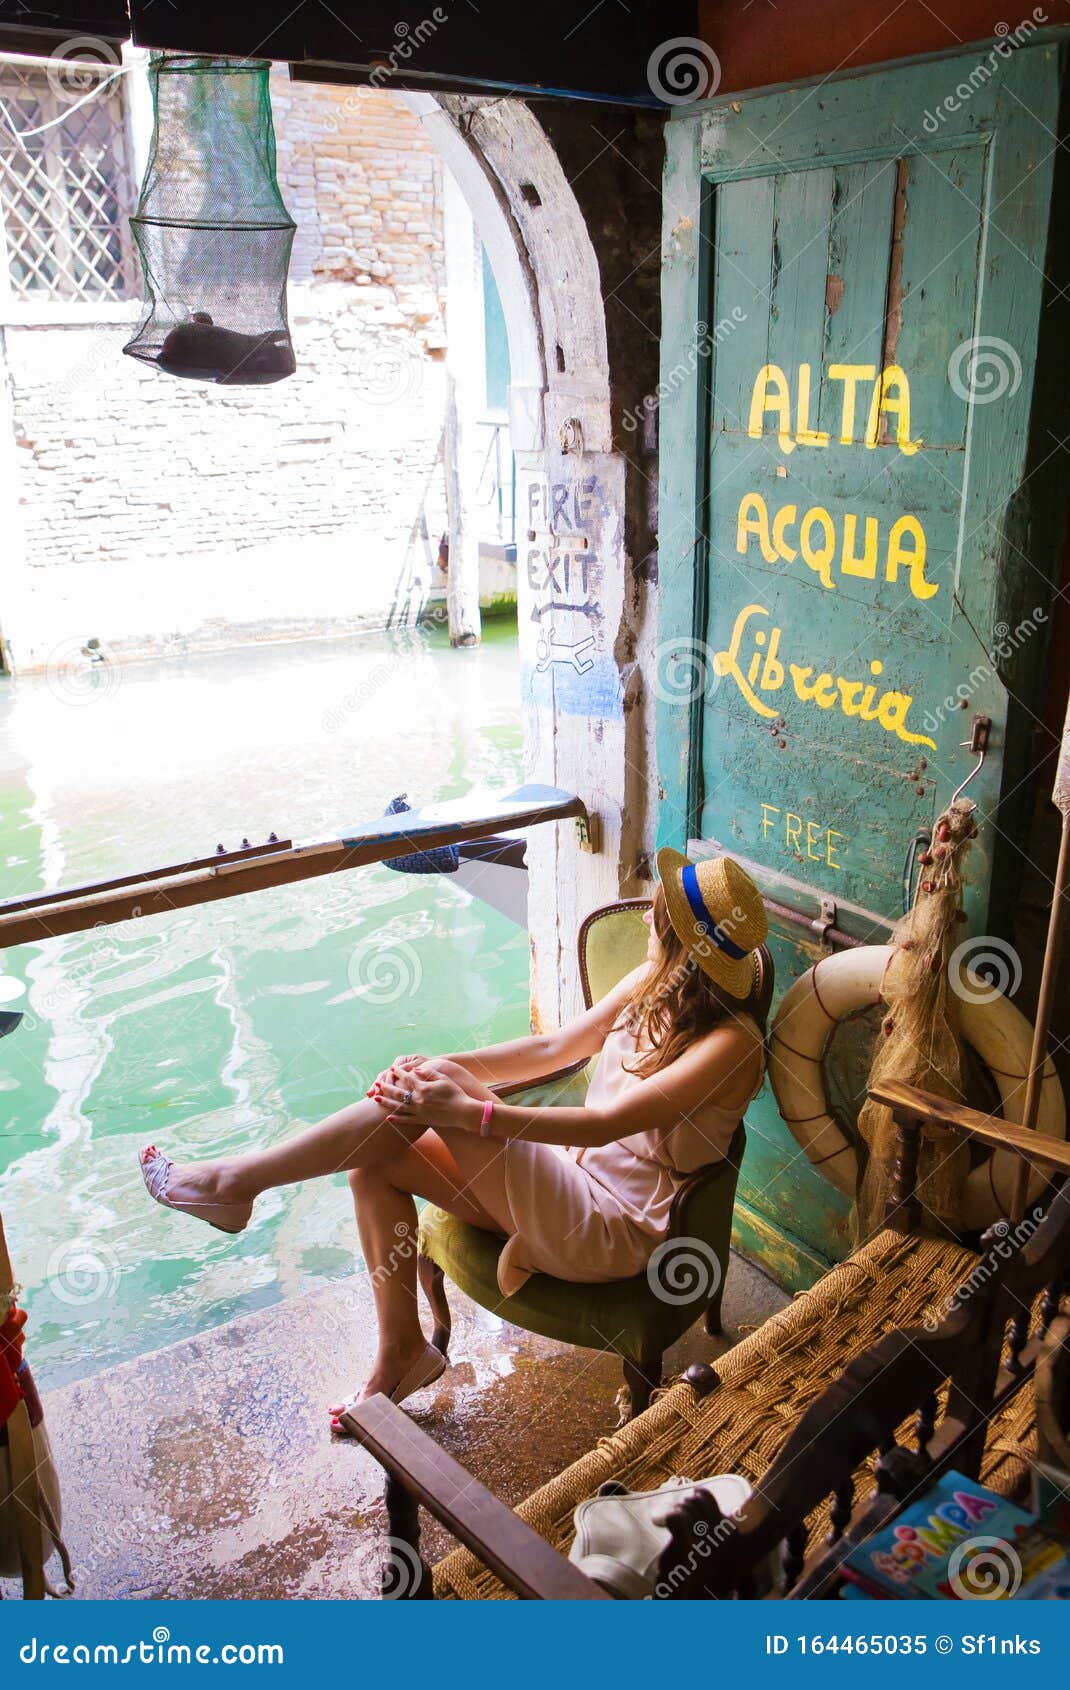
(405, 1089, 414, 1105)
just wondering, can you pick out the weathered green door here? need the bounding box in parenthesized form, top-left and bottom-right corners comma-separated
(657, 41, 1065, 1286)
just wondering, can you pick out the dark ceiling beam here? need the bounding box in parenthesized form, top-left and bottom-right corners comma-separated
(125, 1, 695, 105)
(0, 3, 130, 56)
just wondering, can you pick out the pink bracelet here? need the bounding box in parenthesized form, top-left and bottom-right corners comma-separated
(479, 1099, 495, 1137)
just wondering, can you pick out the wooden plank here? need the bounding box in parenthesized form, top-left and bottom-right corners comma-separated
(894, 145, 986, 450)
(766, 166, 834, 387)
(816, 157, 897, 438)
(341, 1394, 609, 1601)
(0, 785, 585, 949)
(870, 1080, 1070, 1175)
(691, 49, 1014, 178)
(966, 42, 1065, 940)
(690, 835, 896, 944)
(0, 838, 294, 915)
(708, 173, 774, 433)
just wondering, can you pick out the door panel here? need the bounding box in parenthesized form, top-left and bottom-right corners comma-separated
(657, 42, 1064, 1285)
(701, 141, 989, 917)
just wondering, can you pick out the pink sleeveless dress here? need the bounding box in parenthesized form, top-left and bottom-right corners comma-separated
(464, 1017, 765, 1298)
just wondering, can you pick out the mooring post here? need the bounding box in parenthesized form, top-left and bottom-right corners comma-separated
(442, 167, 482, 648)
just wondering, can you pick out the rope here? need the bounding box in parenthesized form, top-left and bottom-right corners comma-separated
(854, 799, 979, 1238)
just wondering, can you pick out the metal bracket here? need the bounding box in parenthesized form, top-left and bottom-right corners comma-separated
(951, 714, 991, 806)
(575, 812, 601, 854)
(814, 897, 838, 945)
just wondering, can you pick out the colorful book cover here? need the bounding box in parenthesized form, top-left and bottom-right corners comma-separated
(938, 1527, 1065, 1601)
(1019, 1558, 1070, 1600)
(841, 1471, 1036, 1600)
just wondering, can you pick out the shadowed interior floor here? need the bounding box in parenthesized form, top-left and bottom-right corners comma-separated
(17, 1252, 788, 1600)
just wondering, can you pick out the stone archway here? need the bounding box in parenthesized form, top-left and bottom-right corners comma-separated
(403, 92, 665, 1027)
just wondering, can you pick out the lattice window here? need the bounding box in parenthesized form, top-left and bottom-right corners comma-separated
(0, 59, 136, 304)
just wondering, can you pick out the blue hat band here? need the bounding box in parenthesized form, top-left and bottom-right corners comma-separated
(680, 863, 748, 961)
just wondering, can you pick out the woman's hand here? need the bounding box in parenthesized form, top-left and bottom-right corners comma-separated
(370, 1052, 426, 1091)
(372, 1062, 480, 1131)
(371, 1054, 495, 1102)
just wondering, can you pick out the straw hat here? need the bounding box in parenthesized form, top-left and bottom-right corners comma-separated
(656, 846, 767, 999)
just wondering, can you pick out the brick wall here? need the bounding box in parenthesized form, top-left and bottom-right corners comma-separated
(0, 76, 449, 671)
(273, 75, 443, 307)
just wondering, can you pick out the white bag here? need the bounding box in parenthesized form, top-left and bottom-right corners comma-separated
(569, 1472, 753, 1598)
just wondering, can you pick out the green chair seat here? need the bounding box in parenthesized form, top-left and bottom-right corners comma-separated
(418, 1123, 745, 1367)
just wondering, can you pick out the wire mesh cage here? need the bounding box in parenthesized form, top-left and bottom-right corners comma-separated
(123, 55, 297, 385)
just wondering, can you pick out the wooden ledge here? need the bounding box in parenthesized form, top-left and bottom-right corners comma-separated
(870, 1080, 1070, 1176)
(341, 1393, 608, 1601)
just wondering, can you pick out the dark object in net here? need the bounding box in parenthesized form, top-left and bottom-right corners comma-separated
(124, 56, 297, 386)
(157, 313, 295, 385)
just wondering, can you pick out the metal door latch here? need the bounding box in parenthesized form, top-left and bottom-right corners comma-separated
(560, 418, 584, 455)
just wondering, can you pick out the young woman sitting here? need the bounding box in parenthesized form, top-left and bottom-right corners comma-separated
(140, 849, 768, 1429)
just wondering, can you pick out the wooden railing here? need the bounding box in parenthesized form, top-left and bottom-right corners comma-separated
(0, 783, 588, 949)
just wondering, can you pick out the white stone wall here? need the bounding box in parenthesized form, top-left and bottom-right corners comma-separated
(428, 95, 663, 1031)
(0, 77, 449, 671)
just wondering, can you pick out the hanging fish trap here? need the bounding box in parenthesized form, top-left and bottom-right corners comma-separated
(124, 56, 297, 386)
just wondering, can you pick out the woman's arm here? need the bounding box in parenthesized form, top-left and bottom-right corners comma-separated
(378, 1018, 764, 1149)
(429, 967, 647, 1089)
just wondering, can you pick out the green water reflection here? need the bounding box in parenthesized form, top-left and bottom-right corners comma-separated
(0, 624, 526, 1387)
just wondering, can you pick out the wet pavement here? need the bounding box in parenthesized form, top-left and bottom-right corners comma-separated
(23, 1250, 788, 1600)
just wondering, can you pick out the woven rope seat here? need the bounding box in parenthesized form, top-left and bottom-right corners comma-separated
(432, 1227, 1035, 1600)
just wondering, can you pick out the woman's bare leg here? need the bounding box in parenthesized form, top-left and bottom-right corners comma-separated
(156, 1059, 499, 1220)
(145, 1063, 514, 1406)
(152, 1096, 427, 1222)
(332, 1128, 507, 1409)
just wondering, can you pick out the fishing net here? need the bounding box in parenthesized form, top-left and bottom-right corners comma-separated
(124, 56, 296, 386)
(854, 799, 980, 1241)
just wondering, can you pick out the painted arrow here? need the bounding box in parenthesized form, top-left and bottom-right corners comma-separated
(530, 600, 599, 622)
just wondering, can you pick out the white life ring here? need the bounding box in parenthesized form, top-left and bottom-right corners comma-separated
(768, 946, 1066, 1230)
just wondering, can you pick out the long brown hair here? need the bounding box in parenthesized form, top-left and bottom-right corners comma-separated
(616, 884, 767, 1078)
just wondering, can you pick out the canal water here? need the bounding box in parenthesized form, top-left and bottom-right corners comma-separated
(0, 623, 526, 1388)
